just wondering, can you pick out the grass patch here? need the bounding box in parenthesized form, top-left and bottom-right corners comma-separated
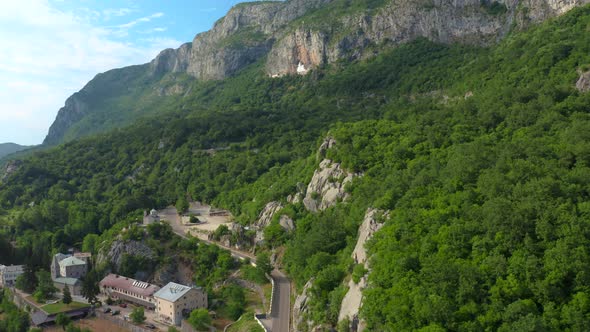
(42, 301, 90, 314)
(226, 312, 265, 332)
(262, 284, 272, 312)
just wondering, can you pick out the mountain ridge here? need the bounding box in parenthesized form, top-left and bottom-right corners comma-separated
(0, 143, 30, 159)
(43, 0, 590, 146)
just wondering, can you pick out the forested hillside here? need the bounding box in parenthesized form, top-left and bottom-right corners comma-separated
(0, 143, 30, 159)
(1, 4, 590, 331)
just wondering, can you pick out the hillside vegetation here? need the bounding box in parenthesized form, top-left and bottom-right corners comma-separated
(0, 143, 30, 159)
(1, 4, 590, 331)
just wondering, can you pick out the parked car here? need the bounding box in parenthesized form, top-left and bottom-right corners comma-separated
(111, 310, 120, 316)
(103, 308, 111, 313)
(145, 323, 156, 329)
(119, 303, 128, 308)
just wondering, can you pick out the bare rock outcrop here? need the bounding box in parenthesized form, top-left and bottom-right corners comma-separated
(254, 201, 283, 243)
(293, 278, 315, 332)
(45, 0, 590, 145)
(265, 0, 590, 76)
(339, 208, 388, 330)
(577, 70, 590, 92)
(303, 159, 356, 212)
(279, 215, 295, 231)
(150, 0, 590, 80)
(97, 239, 156, 279)
(1, 160, 23, 182)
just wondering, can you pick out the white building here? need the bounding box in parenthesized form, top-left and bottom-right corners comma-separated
(0, 264, 24, 288)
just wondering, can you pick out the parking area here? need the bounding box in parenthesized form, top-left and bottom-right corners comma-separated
(97, 298, 170, 331)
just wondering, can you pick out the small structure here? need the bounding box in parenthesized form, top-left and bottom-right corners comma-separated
(143, 209, 160, 225)
(73, 252, 92, 265)
(154, 282, 208, 326)
(0, 264, 24, 288)
(31, 308, 90, 327)
(99, 274, 160, 309)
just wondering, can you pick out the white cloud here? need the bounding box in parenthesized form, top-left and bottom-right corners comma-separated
(0, 1, 181, 145)
(116, 12, 164, 29)
(102, 7, 134, 20)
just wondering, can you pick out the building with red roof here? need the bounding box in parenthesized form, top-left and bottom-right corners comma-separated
(99, 274, 160, 309)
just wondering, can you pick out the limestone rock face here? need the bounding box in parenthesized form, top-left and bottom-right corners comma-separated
(293, 278, 315, 332)
(338, 208, 388, 330)
(265, 0, 590, 76)
(148, 0, 332, 81)
(97, 239, 156, 279)
(44, 0, 590, 145)
(576, 70, 590, 92)
(279, 215, 295, 231)
(148, 0, 590, 80)
(1, 160, 23, 182)
(44, 93, 89, 145)
(303, 159, 356, 212)
(254, 201, 283, 243)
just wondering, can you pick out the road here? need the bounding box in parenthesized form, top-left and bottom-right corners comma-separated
(271, 270, 291, 332)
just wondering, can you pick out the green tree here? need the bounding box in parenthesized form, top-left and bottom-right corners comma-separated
(256, 252, 272, 275)
(80, 270, 100, 304)
(176, 195, 189, 214)
(33, 270, 57, 302)
(81, 234, 100, 253)
(130, 306, 146, 324)
(15, 264, 37, 294)
(55, 313, 71, 331)
(188, 308, 211, 331)
(62, 285, 72, 305)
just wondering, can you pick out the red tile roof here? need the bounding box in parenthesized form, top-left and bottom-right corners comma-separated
(99, 273, 160, 297)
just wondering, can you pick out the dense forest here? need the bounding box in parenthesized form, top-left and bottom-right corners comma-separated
(1, 4, 590, 331)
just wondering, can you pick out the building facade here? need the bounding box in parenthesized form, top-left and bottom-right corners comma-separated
(59, 257, 87, 279)
(99, 274, 160, 309)
(0, 265, 24, 288)
(53, 277, 83, 296)
(154, 282, 208, 326)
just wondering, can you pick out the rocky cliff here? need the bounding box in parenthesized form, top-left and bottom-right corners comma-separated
(151, 0, 590, 79)
(577, 70, 590, 92)
(338, 208, 387, 331)
(45, 0, 590, 144)
(303, 158, 356, 212)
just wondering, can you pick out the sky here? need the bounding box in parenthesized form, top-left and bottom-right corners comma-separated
(0, 0, 254, 145)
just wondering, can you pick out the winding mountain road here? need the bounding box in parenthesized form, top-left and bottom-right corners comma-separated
(271, 270, 291, 332)
(162, 206, 290, 331)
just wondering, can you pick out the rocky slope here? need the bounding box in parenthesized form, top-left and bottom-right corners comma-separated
(43, 0, 590, 145)
(338, 208, 387, 331)
(303, 158, 356, 212)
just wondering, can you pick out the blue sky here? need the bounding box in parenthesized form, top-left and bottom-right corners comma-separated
(0, 0, 258, 145)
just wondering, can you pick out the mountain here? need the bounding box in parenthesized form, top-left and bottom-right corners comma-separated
(3, 1, 590, 331)
(0, 143, 30, 159)
(3, 3, 590, 330)
(44, 0, 590, 145)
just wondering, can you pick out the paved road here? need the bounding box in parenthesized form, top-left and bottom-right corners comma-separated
(270, 270, 291, 332)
